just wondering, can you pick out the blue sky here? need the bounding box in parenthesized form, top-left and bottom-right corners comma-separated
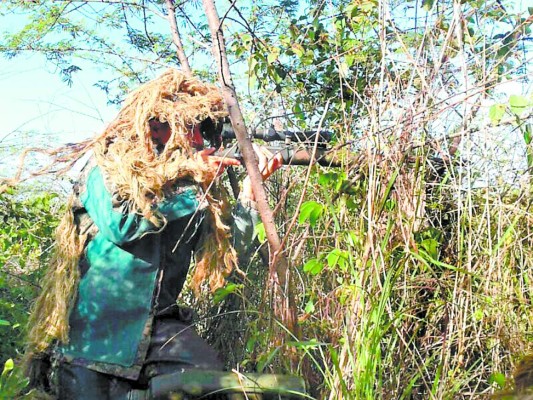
(0, 54, 117, 148)
(0, 1, 229, 151)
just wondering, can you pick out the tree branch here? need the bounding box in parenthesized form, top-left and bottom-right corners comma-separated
(201, 0, 299, 339)
(164, 0, 191, 74)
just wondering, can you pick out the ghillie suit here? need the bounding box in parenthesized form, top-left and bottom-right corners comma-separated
(22, 69, 240, 365)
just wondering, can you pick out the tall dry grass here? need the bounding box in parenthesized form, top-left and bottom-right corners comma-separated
(275, 1, 533, 398)
(195, 1, 533, 399)
(238, 2, 532, 399)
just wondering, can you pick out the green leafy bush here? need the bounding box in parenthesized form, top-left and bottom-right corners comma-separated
(0, 188, 60, 364)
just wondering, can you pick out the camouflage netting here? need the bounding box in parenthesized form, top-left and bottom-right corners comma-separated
(21, 69, 239, 357)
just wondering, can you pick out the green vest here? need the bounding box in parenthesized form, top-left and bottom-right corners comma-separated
(58, 166, 258, 379)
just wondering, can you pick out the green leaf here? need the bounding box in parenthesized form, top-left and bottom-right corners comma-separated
(309, 207, 323, 226)
(257, 347, 280, 373)
(267, 47, 280, 64)
(345, 54, 356, 68)
(525, 124, 533, 169)
(497, 43, 512, 59)
(326, 248, 349, 271)
(274, 65, 287, 80)
(346, 231, 361, 247)
(240, 33, 251, 45)
(245, 336, 256, 353)
(0, 320, 10, 327)
(318, 172, 334, 186)
(524, 124, 532, 145)
(422, 0, 435, 11)
(360, 1, 375, 13)
(213, 283, 242, 304)
(346, 3, 358, 18)
(1, 186, 15, 196)
(255, 222, 266, 243)
(489, 372, 506, 389)
(286, 339, 322, 350)
(302, 50, 315, 66)
(303, 258, 324, 275)
(247, 58, 258, 89)
(2, 359, 14, 375)
(489, 104, 506, 125)
(291, 43, 304, 58)
(318, 171, 347, 191)
(346, 197, 358, 210)
(509, 95, 530, 117)
(293, 102, 302, 117)
(304, 299, 315, 313)
(420, 238, 439, 260)
(299, 201, 324, 227)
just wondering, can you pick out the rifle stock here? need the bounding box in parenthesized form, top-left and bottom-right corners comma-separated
(128, 369, 307, 399)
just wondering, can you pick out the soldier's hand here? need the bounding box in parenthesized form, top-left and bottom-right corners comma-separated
(240, 144, 283, 202)
(196, 148, 241, 176)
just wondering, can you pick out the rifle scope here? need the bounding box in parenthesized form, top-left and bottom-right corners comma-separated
(220, 123, 333, 144)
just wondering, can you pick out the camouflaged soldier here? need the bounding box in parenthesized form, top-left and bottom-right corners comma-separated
(24, 70, 282, 399)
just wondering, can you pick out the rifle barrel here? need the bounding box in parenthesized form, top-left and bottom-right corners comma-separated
(214, 145, 341, 167)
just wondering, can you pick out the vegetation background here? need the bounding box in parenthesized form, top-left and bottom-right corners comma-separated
(0, 0, 532, 398)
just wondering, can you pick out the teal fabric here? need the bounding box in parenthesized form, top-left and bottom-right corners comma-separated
(231, 203, 259, 266)
(62, 234, 157, 365)
(60, 167, 200, 367)
(79, 167, 200, 245)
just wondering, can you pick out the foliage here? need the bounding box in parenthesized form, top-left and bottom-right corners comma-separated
(217, 0, 533, 398)
(1, 0, 203, 103)
(490, 95, 533, 171)
(0, 188, 60, 365)
(0, 358, 29, 399)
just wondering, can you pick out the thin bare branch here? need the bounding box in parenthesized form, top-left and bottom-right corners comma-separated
(201, 0, 299, 340)
(164, 0, 191, 74)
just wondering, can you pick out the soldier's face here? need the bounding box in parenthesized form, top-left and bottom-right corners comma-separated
(188, 125, 204, 150)
(149, 120, 203, 150)
(149, 120, 171, 146)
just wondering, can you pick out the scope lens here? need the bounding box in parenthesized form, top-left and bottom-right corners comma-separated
(200, 118, 223, 148)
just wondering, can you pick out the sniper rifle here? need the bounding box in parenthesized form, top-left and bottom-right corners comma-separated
(209, 123, 342, 167)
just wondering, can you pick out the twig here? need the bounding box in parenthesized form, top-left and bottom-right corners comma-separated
(202, 0, 299, 341)
(164, 0, 191, 74)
